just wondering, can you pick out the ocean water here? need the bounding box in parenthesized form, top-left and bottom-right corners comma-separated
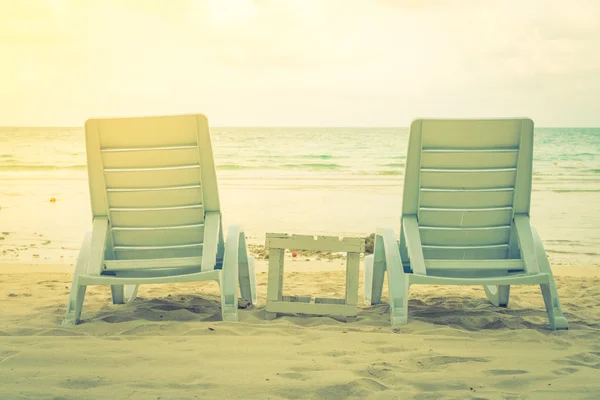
(0, 126, 599, 265)
(1, 126, 600, 178)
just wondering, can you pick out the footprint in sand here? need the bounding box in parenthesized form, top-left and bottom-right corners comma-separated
(355, 361, 397, 380)
(289, 365, 325, 373)
(361, 339, 387, 346)
(412, 355, 489, 370)
(375, 346, 409, 354)
(485, 369, 529, 376)
(278, 372, 308, 381)
(6, 293, 32, 298)
(555, 353, 600, 369)
(151, 304, 186, 312)
(0, 350, 20, 362)
(118, 324, 163, 335)
(275, 380, 383, 400)
(34, 328, 83, 337)
(59, 377, 105, 390)
(101, 315, 136, 323)
(552, 367, 579, 375)
(315, 379, 388, 400)
(324, 350, 356, 358)
(37, 280, 59, 284)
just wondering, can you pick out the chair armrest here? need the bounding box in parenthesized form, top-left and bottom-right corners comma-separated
(88, 217, 109, 276)
(202, 212, 221, 272)
(375, 227, 407, 280)
(514, 214, 540, 274)
(401, 216, 426, 275)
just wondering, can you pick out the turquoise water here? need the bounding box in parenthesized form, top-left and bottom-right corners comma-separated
(1, 127, 599, 180)
(0, 126, 599, 266)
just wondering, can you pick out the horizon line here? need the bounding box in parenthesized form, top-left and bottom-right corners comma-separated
(1, 125, 599, 129)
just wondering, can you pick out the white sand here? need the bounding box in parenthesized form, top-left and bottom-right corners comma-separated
(1, 260, 599, 399)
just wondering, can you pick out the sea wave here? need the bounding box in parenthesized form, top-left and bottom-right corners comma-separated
(265, 154, 339, 160)
(0, 164, 87, 171)
(282, 163, 344, 170)
(379, 163, 405, 167)
(217, 164, 248, 170)
(376, 170, 403, 176)
(217, 162, 345, 171)
(352, 170, 404, 176)
(299, 154, 335, 160)
(553, 189, 600, 193)
(567, 152, 599, 157)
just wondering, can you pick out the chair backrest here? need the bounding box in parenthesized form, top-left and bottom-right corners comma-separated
(85, 114, 220, 260)
(402, 118, 534, 260)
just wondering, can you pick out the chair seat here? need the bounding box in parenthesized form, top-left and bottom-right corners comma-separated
(409, 272, 549, 286)
(103, 256, 204, 272)
(425, 259, 525, 273)
(79, 269, 221, 285)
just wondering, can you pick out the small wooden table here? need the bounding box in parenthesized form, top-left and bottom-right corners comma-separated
(264, 233, 365, 322)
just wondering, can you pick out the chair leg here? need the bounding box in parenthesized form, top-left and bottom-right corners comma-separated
(366, 237, 386, 305)
(248, 257, 257, 306)
(484, 285, 510, 307)
(239, 256, 257, 306)
(531, 227, 568, 330)
(63, 278, 87, 326)
(124, 285, 139, 303)
(264, 311, 277, 320)
(540, 283, 568, 330)
(363, 254, 374, 305)
(63, 232, 92, 326)
(111, 285, 124, 304)
(389, 279, 409, 326)
(221, 268, 239, 322)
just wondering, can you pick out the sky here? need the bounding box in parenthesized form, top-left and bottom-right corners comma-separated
(0, 0, 599, 127)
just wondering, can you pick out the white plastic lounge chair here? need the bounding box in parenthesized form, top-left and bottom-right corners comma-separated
(364, 118, 568, 330)
(63, 114, 256, 325)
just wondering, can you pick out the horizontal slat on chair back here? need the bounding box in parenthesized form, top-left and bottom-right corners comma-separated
(110, 205, 204, 227)
(418, 207, 512, 227)
(104, 166, 202, 189)
(102, 146, 199, 168)
(107, 186, 203, 208)
(420, 149, 518, 169)
(423, 245, 509, 260)
(112, 225, 205, 246)
(95, 116, 198, 148)
(419, 226, 511, 246)
(419, 189, 514, 208)
(115, 245, 204, 260)
(420, 119, 522, 148)
(420, 168, 516, 189)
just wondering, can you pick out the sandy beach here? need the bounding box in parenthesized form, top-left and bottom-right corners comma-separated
(2, 259, 599, 399)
